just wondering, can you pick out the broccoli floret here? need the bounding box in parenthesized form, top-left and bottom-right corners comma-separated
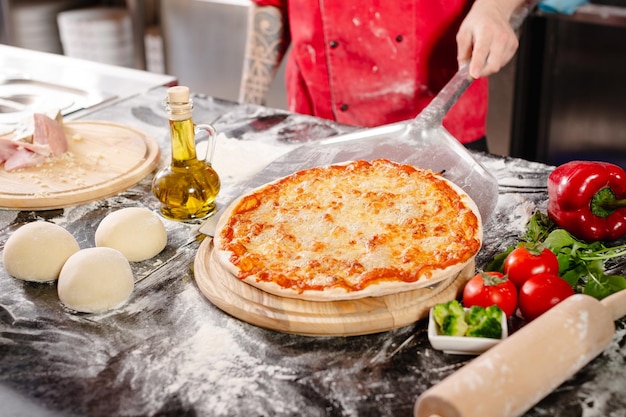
(465, 305, 487, 326)
(447, 299, 466, 317)
(432, 302, 451, 328)
(465, 317, 502, 339)
(433, 300, 468, 336)
(432, 300, 462, 324)
(432, 301, 503, 339)
(485, 305, 504, 321)
(441, 314, 469, 336)
(433, 299, 464, 324)
(465, 305, 504, 339)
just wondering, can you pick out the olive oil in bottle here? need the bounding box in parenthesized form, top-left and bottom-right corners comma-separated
(152, 86, 221, 221)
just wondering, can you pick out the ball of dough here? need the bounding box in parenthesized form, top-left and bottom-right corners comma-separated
(95, 207, 167, 262)
(2, 221, 80, 282)
(58, 247, 134, 313)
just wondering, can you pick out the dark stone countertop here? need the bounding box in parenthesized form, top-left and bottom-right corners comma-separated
(0, 87, 624, 417)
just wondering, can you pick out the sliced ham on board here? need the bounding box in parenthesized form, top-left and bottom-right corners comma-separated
(33, 113, 68, 156)
(3, 147, 47, 172)
(0, 113, 68, 171)
(0, 139, 18, 163)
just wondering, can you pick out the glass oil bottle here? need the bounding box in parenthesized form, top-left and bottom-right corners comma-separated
(152, 86, 221, 221)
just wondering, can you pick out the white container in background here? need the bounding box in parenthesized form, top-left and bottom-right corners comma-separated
(57, 7, 135, 68)
(144, 25, 165, 74)
(11, 0, 93, 54)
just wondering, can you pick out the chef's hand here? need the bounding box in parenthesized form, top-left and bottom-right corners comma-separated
(456, 0, 526, 79)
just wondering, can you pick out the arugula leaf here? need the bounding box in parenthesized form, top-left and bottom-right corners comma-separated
(543, 229, 579, 253)
(584, 274, 626, 299)
(523, 211, 556, 244)
(559, 257, 586, 288)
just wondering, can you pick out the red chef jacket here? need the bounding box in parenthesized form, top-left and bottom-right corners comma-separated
(251, 0, 488, 144)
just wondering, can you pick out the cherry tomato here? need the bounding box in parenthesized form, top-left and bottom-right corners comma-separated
(503, 246, 559, 288)
(462, 271, 518, 317)
(518, 273, 574, 321)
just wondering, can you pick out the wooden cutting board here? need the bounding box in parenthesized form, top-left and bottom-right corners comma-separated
(193, 238, 473, 337)
(0, 121, 160, 210)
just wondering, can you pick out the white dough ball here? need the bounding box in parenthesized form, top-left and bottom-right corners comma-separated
(58, 247, 134, 313)
(95, 207, 167, 262)
(2, 221, 80, 282)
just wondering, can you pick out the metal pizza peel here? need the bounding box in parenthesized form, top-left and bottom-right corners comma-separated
(199, 64, 492, 237)
(199, 3, 535, 236)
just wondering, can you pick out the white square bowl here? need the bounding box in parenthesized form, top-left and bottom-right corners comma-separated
(428, 307, 508, 355)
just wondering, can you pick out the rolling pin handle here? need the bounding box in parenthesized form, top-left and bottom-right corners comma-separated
(600, 288, 626, 321)
(414, 294, 616, 417)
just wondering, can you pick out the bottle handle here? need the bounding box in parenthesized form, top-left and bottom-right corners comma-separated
(194, 123, 218, 164)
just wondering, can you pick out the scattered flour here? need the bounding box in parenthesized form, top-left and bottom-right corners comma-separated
(198, 133, 293, 185)
(110, 285, 302, 417)
(495, 194, 537, 234)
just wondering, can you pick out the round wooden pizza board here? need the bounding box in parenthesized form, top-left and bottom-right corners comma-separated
(193, 237, 474, 337)
(0, 121, 160, 210)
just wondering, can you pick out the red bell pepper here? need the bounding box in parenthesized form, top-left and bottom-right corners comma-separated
(547, 160, 626, 242)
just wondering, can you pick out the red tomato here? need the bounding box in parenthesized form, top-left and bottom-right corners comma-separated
(462, 272, 518, 317)
(503, 246, 560, 288)
(518, 273, 575, 321)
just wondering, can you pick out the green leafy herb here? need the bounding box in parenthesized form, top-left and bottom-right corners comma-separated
(487, 211, 626, 300)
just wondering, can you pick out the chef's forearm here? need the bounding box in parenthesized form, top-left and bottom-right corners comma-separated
(238, 5, 290, 105)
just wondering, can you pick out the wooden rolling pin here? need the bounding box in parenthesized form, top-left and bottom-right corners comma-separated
(414, 289, 626, 417)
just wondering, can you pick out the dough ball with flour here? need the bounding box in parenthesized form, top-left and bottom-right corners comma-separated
(3, 221, 80, 282)
(95, 207, 167, 262)
(58, 247, 134, 313)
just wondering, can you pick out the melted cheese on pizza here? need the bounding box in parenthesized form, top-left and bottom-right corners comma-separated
(216, 159, 481, 294)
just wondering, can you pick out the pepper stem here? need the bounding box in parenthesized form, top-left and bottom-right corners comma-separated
(601, 198, 626, 210)
(591, 187, 626, 217)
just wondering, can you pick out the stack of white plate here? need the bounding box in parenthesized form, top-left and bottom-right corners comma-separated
(57, 7, 135, 68)
(11, 0, 92, 54)
(145, 25, 165, 74)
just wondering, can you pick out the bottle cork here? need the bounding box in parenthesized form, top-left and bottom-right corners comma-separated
(165, 86, 193, 121)
(167, 86, 190, 104)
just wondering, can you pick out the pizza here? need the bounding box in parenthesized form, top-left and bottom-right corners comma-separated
(212, 159, 482, 301)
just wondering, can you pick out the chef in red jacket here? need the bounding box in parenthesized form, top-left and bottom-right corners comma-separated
(239, 0, 528, 151)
